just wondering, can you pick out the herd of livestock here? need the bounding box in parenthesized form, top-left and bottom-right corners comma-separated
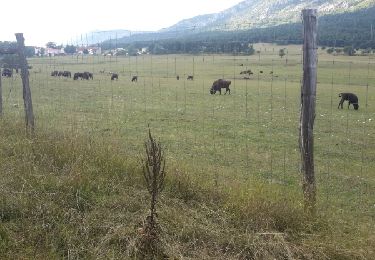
(0, 67, 360, 109)
(47, 69, 359, 109)
(51, 70, 93, 80)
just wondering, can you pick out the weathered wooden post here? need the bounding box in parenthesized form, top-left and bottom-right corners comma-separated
(15, 33, 35, 133)
(300, 9, 318, 216)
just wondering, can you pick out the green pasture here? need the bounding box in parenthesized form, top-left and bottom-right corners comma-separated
(0, 43, 374, 258)
(3, 43, 375, 210)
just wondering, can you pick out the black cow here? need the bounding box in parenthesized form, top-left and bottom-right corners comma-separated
(338, 93, 359, 110)
(111, 73, 118, 80)
(187, 75, 194, 80)
(51, 70, 58, 77)
(210, 79, 231, 95)
(176, 75, 180, 80)
(131, 76, 138, 82)
(63, 71, 71, 78)
(74, 72, 91, 80)
(2, 68, 13, 77)
(83, 72, 93, 80)
(240, 69, 253, 75)
(81, 72, 89, 80)
(73, 72, 82, 80)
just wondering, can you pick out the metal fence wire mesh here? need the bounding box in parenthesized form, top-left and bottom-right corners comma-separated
(1, 28, 375, 221)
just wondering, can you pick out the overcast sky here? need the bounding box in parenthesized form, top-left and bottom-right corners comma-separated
(0, 0, 243, 47)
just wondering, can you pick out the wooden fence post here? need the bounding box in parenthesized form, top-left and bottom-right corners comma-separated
(15, 33, 34, 133)
(300, 9, 318, 216)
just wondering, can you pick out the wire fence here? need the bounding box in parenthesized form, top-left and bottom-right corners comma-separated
(1, 26, 375, 220)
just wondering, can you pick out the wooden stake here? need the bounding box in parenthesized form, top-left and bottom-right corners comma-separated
(300, 9, 318, 216)
(15, 33, 35, 134)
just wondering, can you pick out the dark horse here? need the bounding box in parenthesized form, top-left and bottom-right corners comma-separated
(338, 93, 359, 110)
(210, 79, 231, 95)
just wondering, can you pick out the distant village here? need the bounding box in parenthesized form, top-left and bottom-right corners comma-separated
(34, 44, 149, 57)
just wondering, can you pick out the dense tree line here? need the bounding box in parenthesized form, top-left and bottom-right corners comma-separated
(102, 6, 375, 54)
(117, 39, 255, 55)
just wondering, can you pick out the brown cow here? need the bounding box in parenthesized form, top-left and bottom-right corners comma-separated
(210, 79, 231, 95)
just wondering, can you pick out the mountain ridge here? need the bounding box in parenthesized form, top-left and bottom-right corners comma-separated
(164, 0, 375, 32)
(81, 0, 375, 45)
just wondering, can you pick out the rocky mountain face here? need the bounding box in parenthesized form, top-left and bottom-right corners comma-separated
(164, 0, 375, 32)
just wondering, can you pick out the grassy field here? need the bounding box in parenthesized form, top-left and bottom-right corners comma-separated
(0, 43, 374, 258)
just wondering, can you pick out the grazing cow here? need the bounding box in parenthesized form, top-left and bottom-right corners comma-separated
(210, 79, 231, 95)
(187, 75, 194, 80)
(176, 75, 180, 80)
(131, 76, 138, 82)
(338, 93, 359, 110)
(63, 71, 71, 78)
(83, 72, 93, 80)
(73, 72, 83, 80)
(81, 73, 89, 80)
(2, 68, 13, 77)
(259, 71, 263, 74)
(240, 69, 253, 75)
(51, 70, 58, 76)
(111, 73, 118, 80)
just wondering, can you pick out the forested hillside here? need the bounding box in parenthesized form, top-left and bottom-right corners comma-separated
(102, 6, 375, 54)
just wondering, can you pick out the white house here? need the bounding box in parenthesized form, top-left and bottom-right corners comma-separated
(45, 48, 65, 56)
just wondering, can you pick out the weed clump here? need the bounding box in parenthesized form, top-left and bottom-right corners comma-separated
(135, 128, 166, 259)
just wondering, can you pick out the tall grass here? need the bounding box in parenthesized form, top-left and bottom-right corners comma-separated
(0, 44, 374, 258)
